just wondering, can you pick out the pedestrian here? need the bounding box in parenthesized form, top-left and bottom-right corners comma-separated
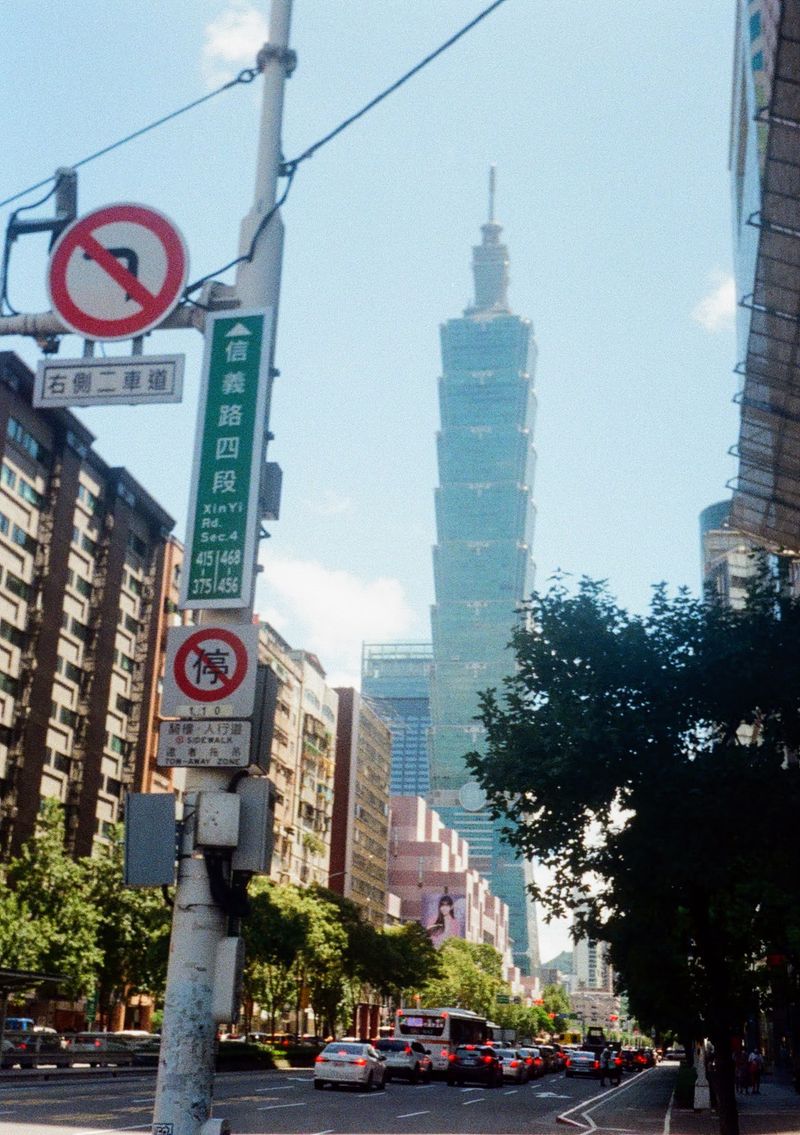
(735, 1048, 749, 1094)
(599, 1046, 612, 1087)
(748, 1048, 763, 1093)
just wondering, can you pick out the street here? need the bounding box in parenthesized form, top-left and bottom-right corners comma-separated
(0, 1063, 680, 1135)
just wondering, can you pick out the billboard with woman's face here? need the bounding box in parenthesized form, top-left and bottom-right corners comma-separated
(421, 893, 466, 948)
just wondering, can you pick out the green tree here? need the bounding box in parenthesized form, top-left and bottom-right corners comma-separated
(371, 922, 442, 1005)
(0, 882, 41, 971)
(467, 575, 800, 1135)
(5, 799, 102, 998)
(420, 939, 505, 1017)
(82, 825, 172, 1025)
(243, 881, 310, 1034)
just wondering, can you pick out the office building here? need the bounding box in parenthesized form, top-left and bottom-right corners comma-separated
(0, 351, 176, 859)
(361, 641, 432, 795)
(427, 178, 540, 974)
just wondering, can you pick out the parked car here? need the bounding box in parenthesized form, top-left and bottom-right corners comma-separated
(1, 1030, 66, 1068)
(665, 1047, 686, 1062)
(63, 1031, 139, 1066)
(564, 1048, 601, 1078)
(493, 1047, 529, 1083)
(446, 1044, 502, 1088)
(313, 1041, 386, 1091)
(374, 1038, 432, 1083)
(518, 1046, 545, 1078)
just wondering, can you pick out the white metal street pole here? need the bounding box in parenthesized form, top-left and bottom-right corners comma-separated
(151, 5, 293, 1135)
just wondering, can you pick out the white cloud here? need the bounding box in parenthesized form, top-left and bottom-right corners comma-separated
(256, 554, 420, 686)
(202, 2, 268, 88)
(691, 270, 736, 332)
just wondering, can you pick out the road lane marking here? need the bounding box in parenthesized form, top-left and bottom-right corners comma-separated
(397, 1110, 431, 1118)
(463, 1096, 486, 1105)
(503, 1089, 518, 1095)
(257, 1101, 307, 1111)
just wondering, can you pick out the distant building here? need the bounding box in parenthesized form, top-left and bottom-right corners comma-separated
(427, 176, 540, 975)
(329, 687, 392, 926)
(0, 351, 177, 859)
(361, 641, 432, 795)
(257, 621, 304, 885)
(388, 794, 517, 983)
(700, 500, 759, 607)
(286, 649, 338, 886)
(573, 937, 614, 994)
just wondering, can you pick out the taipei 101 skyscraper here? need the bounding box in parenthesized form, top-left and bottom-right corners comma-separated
(428, 170, 540, 975)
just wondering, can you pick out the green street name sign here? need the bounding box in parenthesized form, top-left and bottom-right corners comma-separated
(180, 308, 273, 609)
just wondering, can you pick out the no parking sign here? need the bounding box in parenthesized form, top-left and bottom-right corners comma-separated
(161, 624, 258, 719)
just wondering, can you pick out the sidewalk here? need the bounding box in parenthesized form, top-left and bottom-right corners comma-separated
(669, 1067, 800, 1135)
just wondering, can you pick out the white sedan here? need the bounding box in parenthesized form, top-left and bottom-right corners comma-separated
(313, 1041, 387, 1091)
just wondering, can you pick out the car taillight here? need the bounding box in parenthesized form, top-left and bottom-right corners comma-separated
(593, 1060, 600, 1070)
(535, 1057, 543, 1066)
(565, 1058, 571, 1067)
(448, 1053, 456, 1062)
(94, 1040, 101, 1048)
(614, 1058, 622, 1067)
(509, 1060, 519, 1068)
(404, 1047, 412, 1055)
(354, 1058, 367, 1066)
(482, 1055, 493, 1064)
(314, 1055, 327, 1063)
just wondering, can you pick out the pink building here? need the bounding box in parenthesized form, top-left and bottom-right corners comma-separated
(388, 796, 518, 983)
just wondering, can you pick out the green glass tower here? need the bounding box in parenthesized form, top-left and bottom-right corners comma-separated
(428, 172, 539, 975)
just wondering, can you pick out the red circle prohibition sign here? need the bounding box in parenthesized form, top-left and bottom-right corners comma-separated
(47, 203, 188, 340)
(173, 628, 249, 703)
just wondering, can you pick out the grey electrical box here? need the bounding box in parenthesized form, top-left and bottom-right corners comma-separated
(260, 461, 282, 520)
(124, 792, 176, 887)
(196, 792, 241, 849)
(231, 776, 275, 874)
(212, 936, 245, 1025)
(249, 664, 279, 772)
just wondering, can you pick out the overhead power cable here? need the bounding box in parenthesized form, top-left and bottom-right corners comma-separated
(0, 65, 263, 212)
(0, 0, 509, 309)
(183, 0, 508, 297)
(282, 0, 509, 172)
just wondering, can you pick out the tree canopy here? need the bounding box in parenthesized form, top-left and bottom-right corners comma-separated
(466, 574, 800, 1135)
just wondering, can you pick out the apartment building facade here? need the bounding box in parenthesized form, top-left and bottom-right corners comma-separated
(0, 351, 176, 859)
(329, 687, 392, 926)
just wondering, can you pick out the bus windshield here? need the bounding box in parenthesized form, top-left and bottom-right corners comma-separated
(397, 1014, 446, 1037)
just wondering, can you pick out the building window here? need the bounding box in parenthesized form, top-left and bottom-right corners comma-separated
(11, 525, 36, 555)
(17, 479, 44, 509)
(77, 484, 100, 513)
(4, 572, 31, 601)
(6, 418, 51, 466)
(0, 672, 18, 696)
(1, 464, 16, 490)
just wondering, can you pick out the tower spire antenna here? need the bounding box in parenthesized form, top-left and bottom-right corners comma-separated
(488, 164, 496, 222)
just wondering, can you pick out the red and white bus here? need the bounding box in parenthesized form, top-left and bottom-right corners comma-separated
(394, 1008, 488, 1072)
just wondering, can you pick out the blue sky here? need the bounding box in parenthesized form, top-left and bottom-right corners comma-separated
(3, 1, 739, 958)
